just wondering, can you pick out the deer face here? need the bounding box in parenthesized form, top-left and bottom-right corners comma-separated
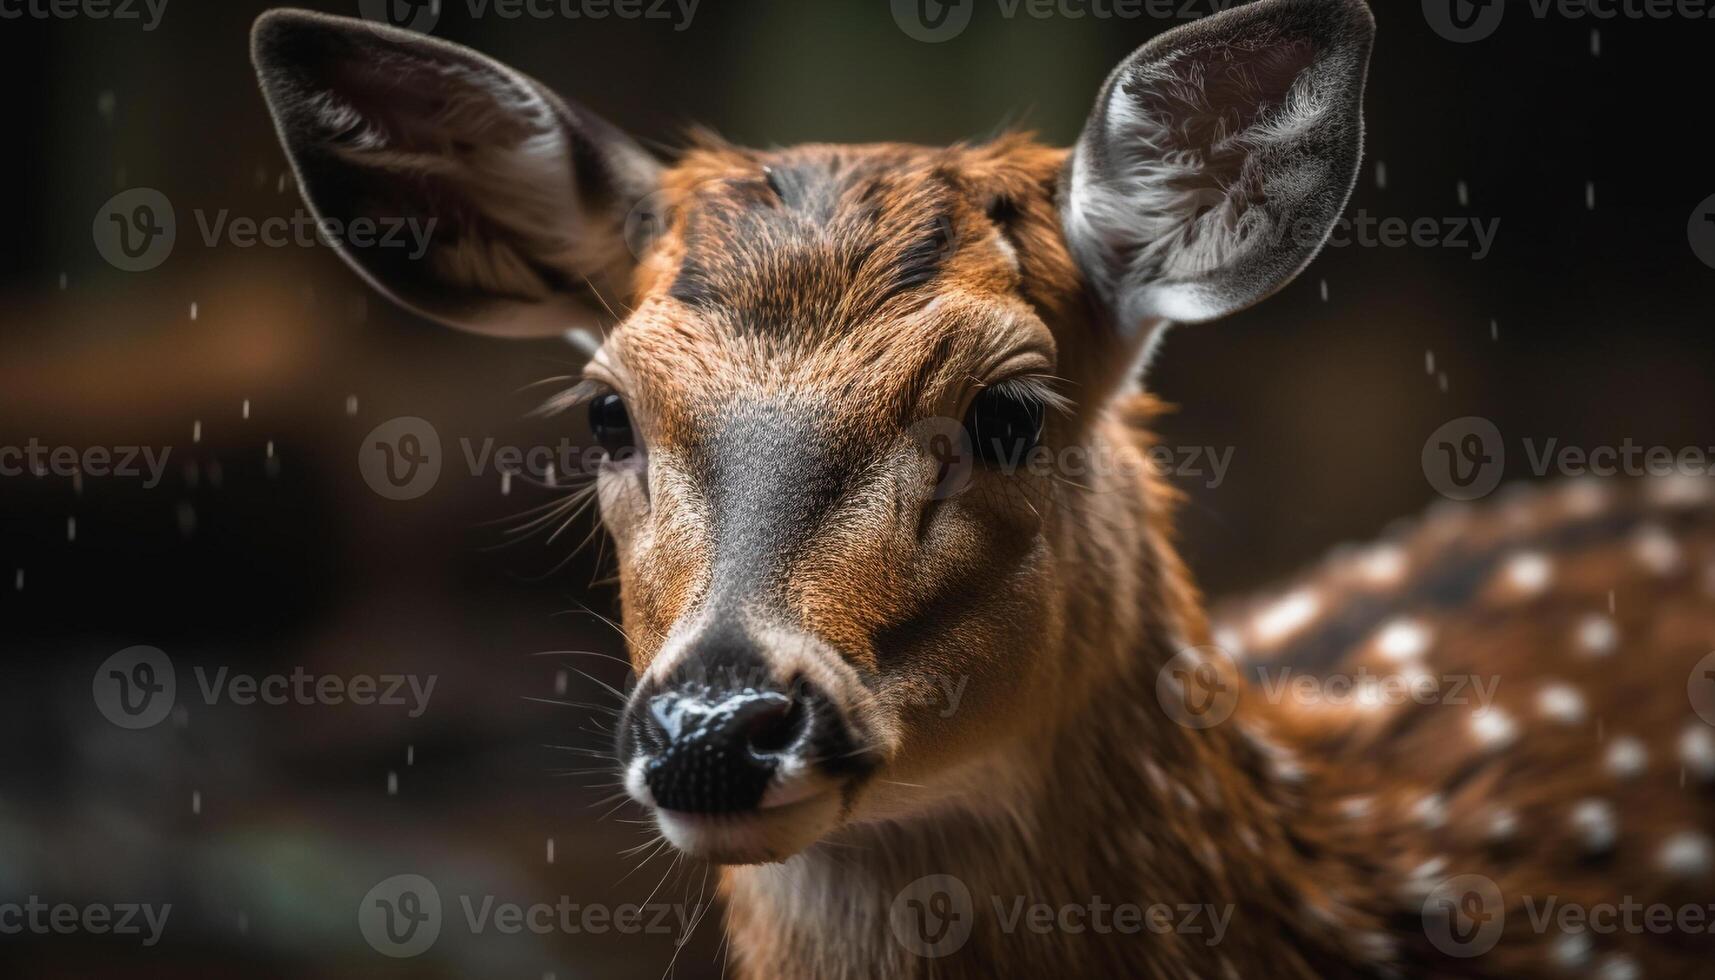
(253, 0, 1372, 863)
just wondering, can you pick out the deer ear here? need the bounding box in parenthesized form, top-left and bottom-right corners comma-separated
(250, 10, 659, 340)
(1062, 0, 1373, 330)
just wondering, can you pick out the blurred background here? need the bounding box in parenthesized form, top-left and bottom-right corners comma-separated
(0, 0, 1711, 976)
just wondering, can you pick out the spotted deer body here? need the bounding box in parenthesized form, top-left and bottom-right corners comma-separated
(250, 2, 1712, 977)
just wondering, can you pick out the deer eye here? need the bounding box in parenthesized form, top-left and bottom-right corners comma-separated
(589, 393, 638, 459)
(963, 385, 1044, 465)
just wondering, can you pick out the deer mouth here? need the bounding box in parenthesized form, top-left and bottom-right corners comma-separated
(648, 789, 848, 865)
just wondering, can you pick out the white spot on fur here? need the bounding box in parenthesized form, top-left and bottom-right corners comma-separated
(1633, 525, 1682, 576)
(1595, 953, 1641, 980)
(1562, 480, 1609, 517)
(1251, 590, 1322, 647)
(1681, 725, 1715, 783)
(1471, 706, 1519, 750)
(1551, 931, 1593, 969)
(1605, 736, 1648, 780)
(1412, 793, 1448, 830)
(1373, 619, 1432, 662)
(1657, 831, 1713, 878)
(1536, 683, 1587, 726)
(1576, 614, 1618, 657)
(1503, 552, 1553, 596)
(1339, 796, 1374, 820)
(1647, 473, 1711, 507)
(1486, 807, 1519, 843)
(1569, 799, 1618, 854)
(1357, 545, 1407, 586)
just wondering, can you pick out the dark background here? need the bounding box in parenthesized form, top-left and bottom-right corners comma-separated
(0, 0, 1710, 976)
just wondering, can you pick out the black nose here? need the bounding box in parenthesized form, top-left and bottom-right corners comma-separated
(641, 685, 814, 814)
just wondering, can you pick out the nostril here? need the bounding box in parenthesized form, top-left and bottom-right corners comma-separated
(741, 694, 806, 756)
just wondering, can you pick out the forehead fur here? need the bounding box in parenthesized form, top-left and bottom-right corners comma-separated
(610, 133, 1087, 420)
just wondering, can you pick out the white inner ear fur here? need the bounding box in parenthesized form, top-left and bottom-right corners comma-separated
(1067, 44, 1333, 328)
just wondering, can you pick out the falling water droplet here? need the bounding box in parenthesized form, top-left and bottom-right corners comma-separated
(345, 394, 359, 416)
(242, 399, 250, 420)
(191, 790, 202, 816)
(1318, 279, 1329, 302)
(96, 90, 116, 122)
(1456, 180, 1470, 207)
(1490, 318, 1499, 341)
(14, 569, 23, 591)
(192, 420, 202, 444)
(1374, 160, 1387, 190)
(1585, 181, 1596, 211)
(1425, 350, 1435, 375)
(555, 670, 568, 696)
(1437, 372, 1449, 393)
(67, 517, 76, 543)
(387, 771, 399, 796)
(58, 272, 68, 290)
(1590, 29, 1601, 57)
(266, 441, 275, 459)
(501, 470, 512, 496)
(407, 744, 415, 767)
(177, 502, 198, 537)
(190, 302, 199, 321)
(546, 838, 556, 865)
(546, 463, 557, 487)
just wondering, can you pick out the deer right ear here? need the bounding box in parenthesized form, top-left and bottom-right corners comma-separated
(1061, 0, 1374, 332)
(250, 10, 660, 341)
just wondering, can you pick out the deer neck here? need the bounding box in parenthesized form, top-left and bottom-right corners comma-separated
(723, 400, 1389, 979)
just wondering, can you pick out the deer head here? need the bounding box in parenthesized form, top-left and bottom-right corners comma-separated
(252, 0, 1374, 865)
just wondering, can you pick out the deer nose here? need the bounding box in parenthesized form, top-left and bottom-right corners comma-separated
(641, 686, 814, 814)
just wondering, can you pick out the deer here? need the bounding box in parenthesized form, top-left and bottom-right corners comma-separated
(250, 1, 1715, 976)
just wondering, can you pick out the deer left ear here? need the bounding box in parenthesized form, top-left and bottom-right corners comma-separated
(1062, 0, 1374, 331)
(251, 10, 660, 341)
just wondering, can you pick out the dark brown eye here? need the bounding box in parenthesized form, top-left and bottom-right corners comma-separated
(589, 393, 637, 459)
(963, 386, 1044, 465)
